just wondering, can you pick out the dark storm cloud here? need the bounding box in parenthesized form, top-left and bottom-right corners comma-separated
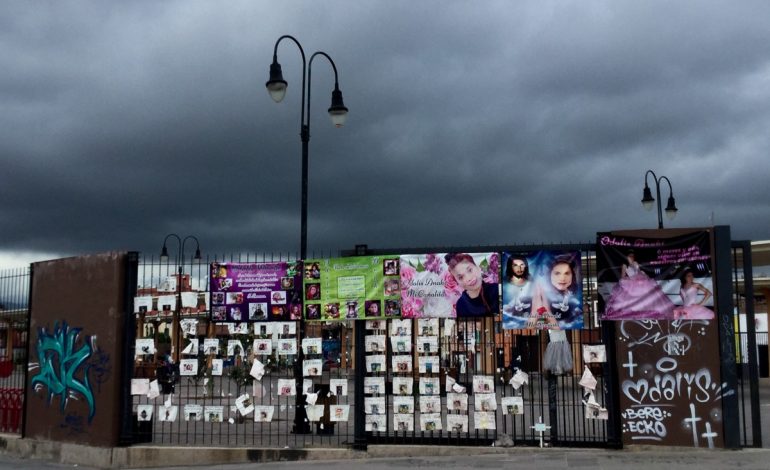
(1, 0, 770, 265)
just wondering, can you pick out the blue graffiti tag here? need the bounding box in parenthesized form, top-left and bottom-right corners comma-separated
(31, 321, 96, 423)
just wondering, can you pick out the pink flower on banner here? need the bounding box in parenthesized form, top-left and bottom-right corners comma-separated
(424, 253, 442, 274)
(400, 264, 416, 290)
(443, 270, 462, 301)
(401, 296, 423, 318)
(482, 252, 500, 284)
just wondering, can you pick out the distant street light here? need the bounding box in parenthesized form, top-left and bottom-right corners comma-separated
(641, 170, 678, 229)
(160, 234, 201, 362)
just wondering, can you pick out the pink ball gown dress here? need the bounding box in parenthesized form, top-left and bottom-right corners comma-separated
(603, 263, 676, 320)
(673, 285, 714, 319)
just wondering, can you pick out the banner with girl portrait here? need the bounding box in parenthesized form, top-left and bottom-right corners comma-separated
(399, 252, 500, 318)
(501, 251, 583, 330)
(209, 262, 303, 322)
(303, 256, 401, 321)
(597, 230, 714, 321)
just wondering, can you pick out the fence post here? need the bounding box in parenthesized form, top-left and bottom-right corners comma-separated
(601, 320, 623, 448)
(353, 319, 367, 449)
(118, 252, 139, 445)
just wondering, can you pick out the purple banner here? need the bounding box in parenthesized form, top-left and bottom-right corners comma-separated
(209, 262, 303, 322)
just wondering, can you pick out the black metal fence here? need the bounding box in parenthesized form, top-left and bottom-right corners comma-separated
(0, 266, 30, 434)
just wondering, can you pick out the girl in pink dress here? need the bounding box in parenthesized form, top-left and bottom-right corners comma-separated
(604, 252, 676, 320)
(673, 269, 714, 320)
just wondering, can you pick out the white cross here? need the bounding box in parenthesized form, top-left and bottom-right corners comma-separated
(684, 403, 702, 447)
(531, 416, 551, 448)
(622, 351, 637, 377)
(701, 422, 718, 449)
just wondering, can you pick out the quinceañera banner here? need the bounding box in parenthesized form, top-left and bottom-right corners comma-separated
(400, 252, 499, 318)
(303, 256, 401, 321)
(501, 250, 583, 330)
(209, 262, 303, 322)
(597, 230, 714, 321)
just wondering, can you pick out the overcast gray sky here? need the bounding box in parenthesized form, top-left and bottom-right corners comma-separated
(2, 0, 769, 266)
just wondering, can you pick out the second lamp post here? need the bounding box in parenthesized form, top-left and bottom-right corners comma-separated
(641, 169, 678, 229)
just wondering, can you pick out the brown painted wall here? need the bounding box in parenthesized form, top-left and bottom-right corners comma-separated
(24, 252, 128, 447)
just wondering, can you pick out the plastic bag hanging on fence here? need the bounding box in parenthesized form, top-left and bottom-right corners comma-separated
(578, 365, 597, 391)
(250, 359, 265, 380)
(509, 369, 529, 390)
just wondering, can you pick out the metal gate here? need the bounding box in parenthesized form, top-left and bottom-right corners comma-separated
(0, 267, 30, 435)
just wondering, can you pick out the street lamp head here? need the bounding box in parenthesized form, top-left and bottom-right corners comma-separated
(328, 87, 348, 128)
(665, 195, 678, 220)
(193, 247, 202, 261)
(160, 244, 170, 262)
(641, 185, 655, 211)
(266, 60, 288, 103)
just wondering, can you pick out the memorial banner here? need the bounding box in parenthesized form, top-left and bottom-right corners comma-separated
(501, 250, 583, 329)
(399, 252, 500, 318)
(302, 256, 400, 321)
(209, 262, 303, 322)
(597, 231, 714, 321)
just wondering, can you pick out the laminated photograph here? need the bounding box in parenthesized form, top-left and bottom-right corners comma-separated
(582, 344, 606, 363)
(330, 405, 350, 422)
(394, 413, 414, 432)
(181, 291, 199, 309)
(210, 359, 223, 376)
(418, 356, 440, 374)
(135, 338, 156, 357)
(446, 392, 468, 412)
(365, 335, 386, 353)
(253, 338, 273, 355)
(182, 338, 199, 355)
(204, 406, 224, 423)
(158, 405, 178, 422)
(365, 396, 386, 415)
(203, 338, 220, 355)
(419, 377, 440, 395)
(137, 404, 153, 422)
(445, 375, 466, 393)
(419, 413, 442, 431)
(365, 320, 383, 331)
(419, 395, 441, 414)
(306, 404, 325, 422)
(302, 337, 322, 355)
(390, 336, 412, 354)
(585, 403, 608, 420)
(393, 396, 414, 414)
(390, 319, 412, 336)
(509, 369, 529, 390)
(157, 294, 176, 314)
(392, 377, 413, 395)
(277, 338, 297, 355)
(392, 354, 413, 373)
(446, 414, 469, 433)
(329, 379, 348, 397)
(277, 378, 296, 396)
(366, 354, 386, 373)
(416, 336, 438, 353)
(254, 405, 274, 422)
(473, 411, 496, 430)
(302, 359, 323, 377)
(442, 318, 456, 337)
(365, 415, 386, 432)
(147, 380, 160, 399)
(302, 379, 314, 395)
(226, 322, 248, 335)
(131, 378, 150, 395)
(235, 394, 254, 416)
(179, 358, 198, 376)
(134, 296, 153, 314)
(184, 404, 203, 421)
(417, 318, 439, 336)
(502, 396, 524, 415)
(472, 375, 494, 393)
(474, 393, 497, 411)
(227, 340, 245, 357)
(250, 358, 265, 380)
(364, 376, 385, 395)
(274, 321, 296, 336)
(180, 319, 198, 336)
(254, 322, 272, 336)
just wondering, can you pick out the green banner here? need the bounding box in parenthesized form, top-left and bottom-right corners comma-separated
(303, 256, 401, 321)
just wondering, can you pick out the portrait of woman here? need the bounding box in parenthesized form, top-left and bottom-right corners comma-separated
(527, 254, 581, 328)
(305, 283, 321, 301)
(673, 269, 714, 319)
(445, 253, 499, 318)
(603, 251, 675, 320)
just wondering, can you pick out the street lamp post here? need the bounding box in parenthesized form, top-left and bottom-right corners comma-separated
(160, 234, 201, 363)
(641, 170, 678, 229)
(266, 35, 348, 435)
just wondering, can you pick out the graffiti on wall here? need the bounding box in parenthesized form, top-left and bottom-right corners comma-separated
(617, 319, 732, 448)
(28, 321, 110, 424)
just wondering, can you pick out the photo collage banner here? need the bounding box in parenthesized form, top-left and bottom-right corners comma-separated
(597, 230, 714, 321)
(209, 262, 303, 322)
(206, 252, 584, 329)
